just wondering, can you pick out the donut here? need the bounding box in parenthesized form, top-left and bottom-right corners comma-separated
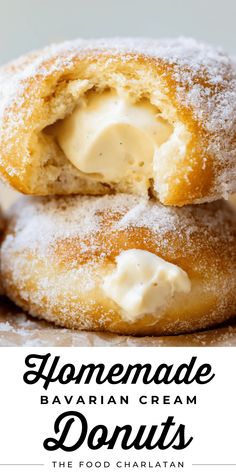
(1, 301, 236, 347)
(0, 38, 236, 206)
(1, 194, 236, 336)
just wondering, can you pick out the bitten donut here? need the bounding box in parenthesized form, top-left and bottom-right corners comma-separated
(0, 38, 236, 206)
(1, 195, 236, 336)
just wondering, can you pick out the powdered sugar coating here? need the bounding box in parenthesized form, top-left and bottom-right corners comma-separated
(0, 301, 236, 347)
(0, 37, 235, 202)
(6, 194, 236, 257)
(1, 194, 236, 336)
(1, 36, 235, 139)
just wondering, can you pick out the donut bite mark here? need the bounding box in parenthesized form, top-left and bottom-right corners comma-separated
(0, 38, 235, 205)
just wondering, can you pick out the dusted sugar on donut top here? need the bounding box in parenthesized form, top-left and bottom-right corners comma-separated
(0, 37, 236, 206)
(1, 194, 236, 336)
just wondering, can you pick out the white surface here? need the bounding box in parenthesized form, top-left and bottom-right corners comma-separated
(0, 348, 235, 471)
(0, 0, 235, 66)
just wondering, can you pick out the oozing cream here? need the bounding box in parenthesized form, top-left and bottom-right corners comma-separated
(102, 249, 191, 322)
(57, 90, 172, 185)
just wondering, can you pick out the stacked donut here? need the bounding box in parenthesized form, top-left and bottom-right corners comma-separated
(0, 37, 236, 336)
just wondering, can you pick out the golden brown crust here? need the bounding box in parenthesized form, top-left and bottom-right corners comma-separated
(0, 38, 235, 205)
(1, 194, 236, 336)
(1, 299, 236, 347)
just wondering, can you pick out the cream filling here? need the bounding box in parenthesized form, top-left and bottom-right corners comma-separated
(57, 90, 172, 185)
(102, 249, 191, 322)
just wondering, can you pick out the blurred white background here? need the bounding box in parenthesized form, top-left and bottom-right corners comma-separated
(1, 0, 236, 64)
(0, 0, 235, 208)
